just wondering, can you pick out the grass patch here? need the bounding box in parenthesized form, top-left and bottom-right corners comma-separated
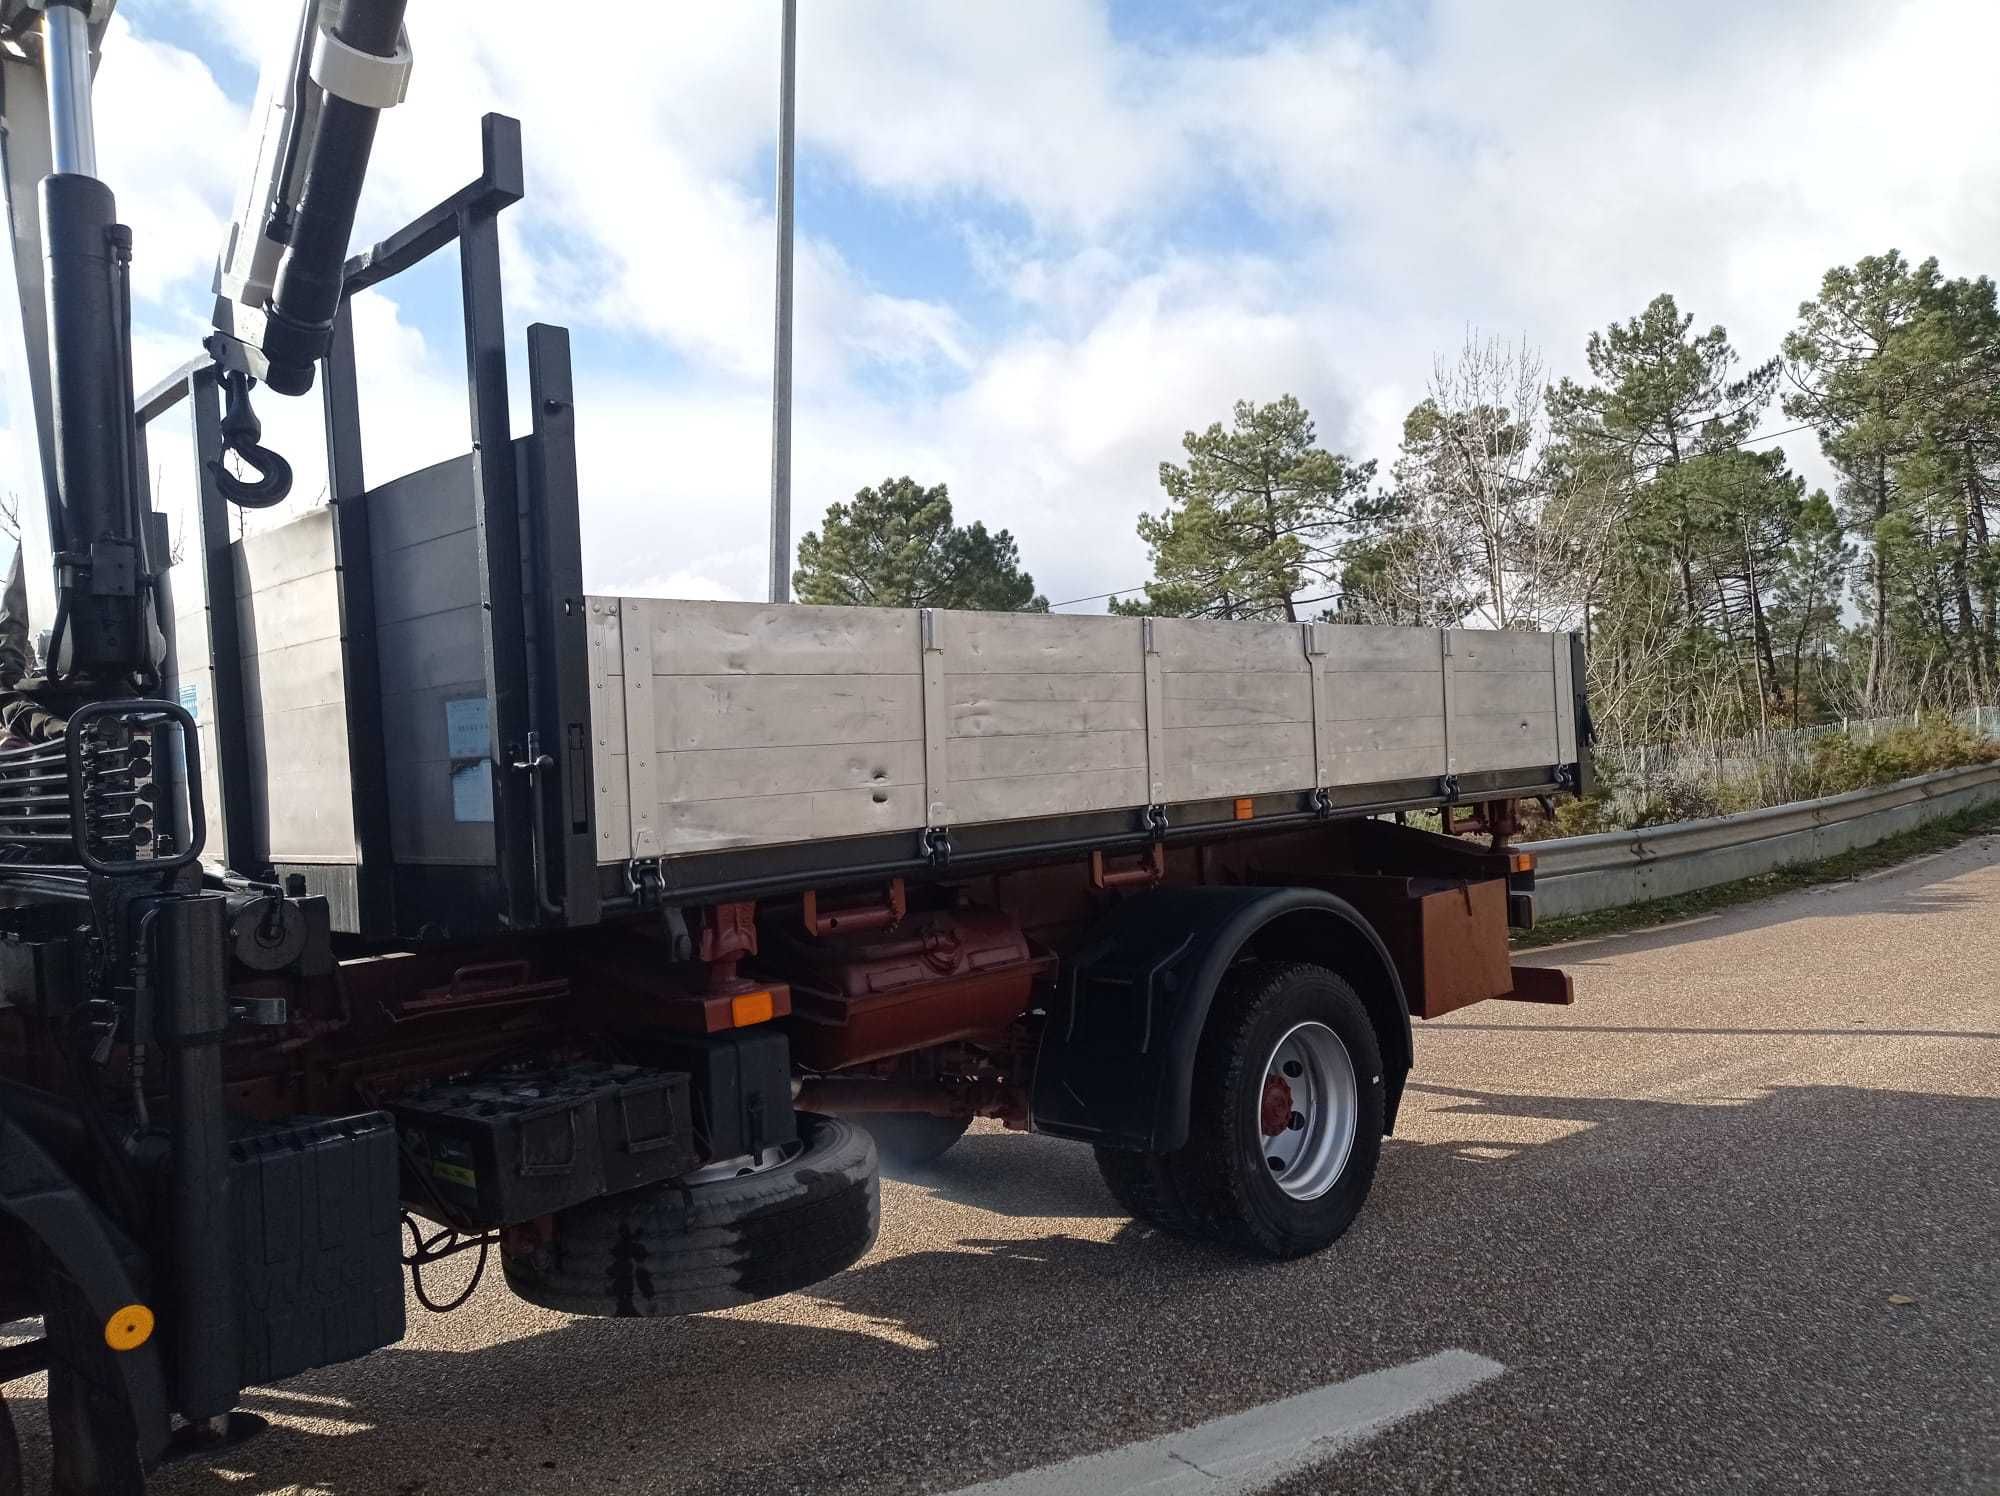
(1515, 795, 2000, 949)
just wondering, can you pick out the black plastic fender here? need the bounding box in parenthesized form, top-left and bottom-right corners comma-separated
(1031, 886, 1414, 1153)
(0, 1108, 170, 1470)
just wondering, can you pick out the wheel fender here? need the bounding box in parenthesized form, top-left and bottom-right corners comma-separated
(0, 1110, 170, 1466)
(1030, 886, 1413, 1153)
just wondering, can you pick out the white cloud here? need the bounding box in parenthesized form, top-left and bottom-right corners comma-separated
(11, 0, 1998, 622)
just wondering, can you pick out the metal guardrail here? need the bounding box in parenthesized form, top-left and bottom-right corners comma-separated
(1531, 763, 2000, 920)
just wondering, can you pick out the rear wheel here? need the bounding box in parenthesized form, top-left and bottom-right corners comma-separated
(1099, 961, 1385, 1258)
(856, 1113, 971, 1174)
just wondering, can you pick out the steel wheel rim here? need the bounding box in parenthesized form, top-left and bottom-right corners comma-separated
(1257, 1021, 1357, 1201)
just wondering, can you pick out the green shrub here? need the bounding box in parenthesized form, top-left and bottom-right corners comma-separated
(1803, 718, 2000, 797)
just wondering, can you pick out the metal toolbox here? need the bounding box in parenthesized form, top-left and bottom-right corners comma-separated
(389, 1062, 695, 1228)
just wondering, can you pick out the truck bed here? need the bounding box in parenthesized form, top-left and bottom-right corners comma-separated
(167, 451, 1582, 935)
(586, 597, 1581, 862)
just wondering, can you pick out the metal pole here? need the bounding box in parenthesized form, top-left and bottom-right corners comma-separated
(41, 1, 99, 179)
(767, 0, 797, 604)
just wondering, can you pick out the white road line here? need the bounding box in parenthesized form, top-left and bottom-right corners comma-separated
(941, 1348, 1505, 1496)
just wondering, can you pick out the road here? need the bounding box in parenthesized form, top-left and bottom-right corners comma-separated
(20, 834, 2000, 1494)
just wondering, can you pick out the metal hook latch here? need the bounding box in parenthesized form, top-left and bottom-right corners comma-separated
(209, 367, 295, 509)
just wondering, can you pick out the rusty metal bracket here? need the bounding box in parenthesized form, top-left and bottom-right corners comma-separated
(803, 878, 907, 938)
(1091, 843, 1166, 892)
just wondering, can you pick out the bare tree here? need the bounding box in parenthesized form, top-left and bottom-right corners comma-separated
(1356, 333, 1617, 633)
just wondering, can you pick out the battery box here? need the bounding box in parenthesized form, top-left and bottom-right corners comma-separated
(231, 1112, 405, 1386)
(389, 1062, 695, 1228)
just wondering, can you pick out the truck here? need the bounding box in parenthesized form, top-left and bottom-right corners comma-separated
(0, 3, 1588, 1490)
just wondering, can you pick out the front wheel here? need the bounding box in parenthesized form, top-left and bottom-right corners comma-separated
(1102, 961, 1385, 1258)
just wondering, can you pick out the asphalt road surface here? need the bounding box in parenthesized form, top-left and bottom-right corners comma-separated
(16, 834, 2000, 1494)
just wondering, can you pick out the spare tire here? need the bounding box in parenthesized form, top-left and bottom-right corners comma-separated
(0, 1390, 19, 1496)
(857, 1112, 971, 1173)
(501, 1112, 878, 1317)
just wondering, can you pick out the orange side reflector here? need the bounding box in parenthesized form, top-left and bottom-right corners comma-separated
(104, 1303, 154, 1353)
(1234, 798, 1255, 821)
(730, 990, 776, 1027)
(1510, 851, 1536, 873)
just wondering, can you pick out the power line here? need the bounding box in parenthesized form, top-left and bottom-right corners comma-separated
(1047, 418, 1827, 611)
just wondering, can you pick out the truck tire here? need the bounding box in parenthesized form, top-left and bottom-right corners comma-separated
(1103, 961, 1385, 1259)
(501, 1112, 878, 1317)
(857, 1113, 970, 1173)
(0, 1391, 19, 1496)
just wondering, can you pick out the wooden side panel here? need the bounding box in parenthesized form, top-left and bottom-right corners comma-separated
(1322, 626, 1448, 785)
(583, 595, 1576, 865)
(1446, 628, 1559, 773)
(940, 611, 1148, 825)
(1154, 618, 1314, 800)
(593, 597, 927, 855)
(369, 457, 496, 867)
(232, 509, 359, 865)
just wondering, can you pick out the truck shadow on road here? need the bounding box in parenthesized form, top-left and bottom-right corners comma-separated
(14, 1079, 1991, 1496)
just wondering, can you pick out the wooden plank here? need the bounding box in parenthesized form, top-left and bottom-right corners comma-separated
(656, 674, 924, 753)
(1439, 630, 1458, 774)
(1161, 672, 1311, 728)
(1326, 744, 1450, 786)
(232, 568, 342, 656)
(947, 671, 1142, 705)
(620, 598, 661, 858)
(944, 611, 1142, 674)
(1306, 622, 1331, 787)
(1450, 670, 1558, 718)
(594, 751, 632, 861)
(375, 608, 487, 698)
(947, 694, 1145, 738)
(1165, 721, 1315, 800)
(1319, 716, 1448, 754)
(947, 729, 1146, 782)
(1321, 625, 1441, 672)
(922, 608, 950, 825)
(659, 784, 928, 854)
(371, 529, 482, 625)
(1323, 669, 1446, 722)
(1449, 628, 1552, 673)
(1449, 712, 1559, 772)
(951, 766, 1149, 824)
(1142, 619, 1167, 804)
(237, 637, 349, 721)
(587, 600, 625, 759)
(638, 597, 920, 677)
(1553, 635, 1577, 765)
(233, 506, 338, 593)
(1150, 616, 1306, 673)
(663, 740, 925, 804)
(363, 452, 479, 554)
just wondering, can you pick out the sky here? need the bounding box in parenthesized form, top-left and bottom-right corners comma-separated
(4, 0, 1998, 611)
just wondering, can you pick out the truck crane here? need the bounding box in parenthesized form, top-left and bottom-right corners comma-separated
(0, 4, 1588, 1491)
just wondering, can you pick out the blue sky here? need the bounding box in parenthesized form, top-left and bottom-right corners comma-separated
(6, 0, 1997, 610)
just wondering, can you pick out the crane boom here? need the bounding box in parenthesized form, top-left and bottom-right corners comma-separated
(0, 0, 410, 694)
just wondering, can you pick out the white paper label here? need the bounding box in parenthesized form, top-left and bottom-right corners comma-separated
(450, 759, 494, 823)
(446, 697, 491, 759)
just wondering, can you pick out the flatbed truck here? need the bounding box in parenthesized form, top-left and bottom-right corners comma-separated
(0, 4, 1587, 1489)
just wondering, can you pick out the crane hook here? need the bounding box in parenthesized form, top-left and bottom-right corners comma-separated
(208, 367, 294, 509)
